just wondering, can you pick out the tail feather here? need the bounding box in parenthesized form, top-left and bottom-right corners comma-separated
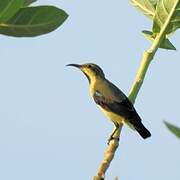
(134, 122, 151, 139)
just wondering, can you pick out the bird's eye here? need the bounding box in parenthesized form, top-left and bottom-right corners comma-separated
(87, 64, 92, 68)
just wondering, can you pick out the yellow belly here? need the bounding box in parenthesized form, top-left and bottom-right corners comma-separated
(99, 106, 124, 124)
(99, 106, 135, 130)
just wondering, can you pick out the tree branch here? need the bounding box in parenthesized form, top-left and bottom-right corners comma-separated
(93, 125, 122, 180)
(93, 4, 171, 177)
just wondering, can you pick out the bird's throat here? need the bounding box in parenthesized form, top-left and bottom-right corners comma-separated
(83, 72, 91, 83)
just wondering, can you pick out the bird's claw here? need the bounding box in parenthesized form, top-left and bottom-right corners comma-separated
(107, 136, 119, 145)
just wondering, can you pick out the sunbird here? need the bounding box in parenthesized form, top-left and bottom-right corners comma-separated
(67, 63, 151, 142)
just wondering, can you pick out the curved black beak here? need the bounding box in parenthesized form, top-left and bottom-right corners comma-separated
(66, 64, 82, 68)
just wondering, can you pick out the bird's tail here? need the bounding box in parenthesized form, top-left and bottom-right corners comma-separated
(134, 121, 151, 139)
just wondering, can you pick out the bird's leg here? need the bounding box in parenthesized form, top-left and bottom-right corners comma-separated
(107, 124, 120, 145)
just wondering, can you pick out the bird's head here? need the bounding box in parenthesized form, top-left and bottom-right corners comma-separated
(66, 63, 105, 82)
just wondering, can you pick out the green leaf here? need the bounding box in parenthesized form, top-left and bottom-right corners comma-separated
(0, 0, 24, 22)
(153, 0, 180, 35)
(130, 0, 157, 19)
(0, 6, 68, 37)
(142, 30, 176, 50)
(142, 30, 155, 41)
(23, 0, 37, 6)
(164, 121, 180, 138)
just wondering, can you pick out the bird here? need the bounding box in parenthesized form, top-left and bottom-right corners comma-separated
(67, 63, 151, 143)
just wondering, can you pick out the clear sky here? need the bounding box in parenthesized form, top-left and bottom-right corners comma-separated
(0, 0, 180, 180)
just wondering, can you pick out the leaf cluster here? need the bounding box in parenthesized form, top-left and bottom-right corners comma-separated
(0, 0, 68, 37)
(130, 0, 180, 50)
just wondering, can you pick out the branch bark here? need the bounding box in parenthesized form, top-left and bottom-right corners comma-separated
(93, 126, 122, 180)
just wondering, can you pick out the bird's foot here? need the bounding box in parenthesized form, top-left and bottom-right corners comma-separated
(107, 136, 119, 145)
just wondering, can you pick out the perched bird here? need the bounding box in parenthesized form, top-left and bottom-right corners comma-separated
(67, 63, 151, 142)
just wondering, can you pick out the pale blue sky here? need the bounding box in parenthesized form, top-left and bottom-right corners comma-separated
(0, 1, 180, 180)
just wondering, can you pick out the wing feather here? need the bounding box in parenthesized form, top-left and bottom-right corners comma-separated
(93, 90, 142, 124)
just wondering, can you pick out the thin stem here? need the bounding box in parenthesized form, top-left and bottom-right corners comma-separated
(129, 0, 179, 102)
(94, 2, 174, 177)
(128, 51, 153, 103)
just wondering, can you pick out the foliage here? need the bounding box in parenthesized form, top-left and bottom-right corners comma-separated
(164, 121, 180, 138)
(130, 0, 180, 50)
(23, 0, 37, 6)
(0, 0, 68, 37)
